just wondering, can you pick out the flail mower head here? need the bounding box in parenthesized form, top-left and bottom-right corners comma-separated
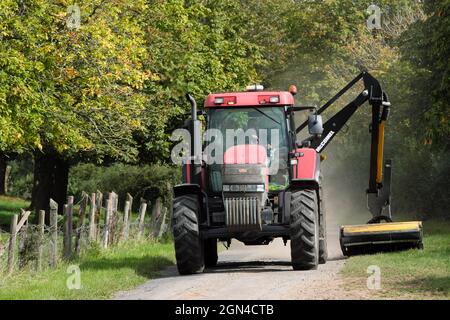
(340, 221, 423, 256)
(339, 160, 424, 256)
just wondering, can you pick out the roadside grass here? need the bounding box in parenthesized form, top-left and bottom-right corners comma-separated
(0, 240, 175, 299)
(0, 196, 30, 226)
(341, 219, 450, 299)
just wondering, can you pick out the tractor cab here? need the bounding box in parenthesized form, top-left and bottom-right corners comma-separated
(204, 88, 295, 194)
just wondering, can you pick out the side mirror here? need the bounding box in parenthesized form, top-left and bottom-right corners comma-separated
(308, 114, 324, 136)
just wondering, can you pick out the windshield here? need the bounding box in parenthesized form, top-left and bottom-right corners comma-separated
(207, 107, 289, 192)
(208, 107, 287, 147)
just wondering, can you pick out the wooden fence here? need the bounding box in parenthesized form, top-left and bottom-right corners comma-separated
(0, 191, 169, 275)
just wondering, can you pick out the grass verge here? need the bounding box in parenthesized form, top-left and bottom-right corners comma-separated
(341, 219, 450, 299)
(0, 240, 175, 299)
(0, 196, 30, 226)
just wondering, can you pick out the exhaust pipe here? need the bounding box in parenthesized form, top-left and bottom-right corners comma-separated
(185, 93, 202, 184)
(186, 93, 197, 121)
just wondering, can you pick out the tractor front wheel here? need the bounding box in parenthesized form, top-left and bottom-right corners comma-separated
(318, 181, 328, 264)
(290, 189, 320, 270)
(172, 194, 204, 275)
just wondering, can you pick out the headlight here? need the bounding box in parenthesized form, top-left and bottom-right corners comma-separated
(256, 184, 265, 192)
(222, 184, 265, 192)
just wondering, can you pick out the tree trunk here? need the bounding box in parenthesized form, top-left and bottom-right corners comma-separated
(31, 152, 55, 219)
(31, 151, 70, 223)
(0, 153, 7, 195)
(52, 157, 69, 213)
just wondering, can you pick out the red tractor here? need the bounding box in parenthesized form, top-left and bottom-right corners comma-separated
(172, 72, 423, 275)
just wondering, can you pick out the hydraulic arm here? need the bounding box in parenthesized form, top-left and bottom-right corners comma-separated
(295, 72, 423, 255)
(297, 72, 392, 221)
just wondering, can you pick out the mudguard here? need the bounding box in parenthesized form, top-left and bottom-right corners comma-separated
(173, 183, 202, 198)
(290, 148, 320, 187)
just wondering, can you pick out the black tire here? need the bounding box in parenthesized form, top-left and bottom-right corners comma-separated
(318, 181, 328, 264)
(204, 238, 218, 268)
(290, 189, 320, 270)
(172, 195, 204, 275)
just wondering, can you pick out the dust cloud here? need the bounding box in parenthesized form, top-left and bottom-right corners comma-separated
(320, 143, 373, 258)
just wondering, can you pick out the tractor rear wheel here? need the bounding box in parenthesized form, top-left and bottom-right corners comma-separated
(290, 189, 320, 270)
(172, 194, 204, 275)
(204, 238, 218, 268)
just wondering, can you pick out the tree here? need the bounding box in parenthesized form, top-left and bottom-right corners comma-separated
(400, 0, 450, 148)
(1, 0, 150, 215)
(0, 0, 51, 197)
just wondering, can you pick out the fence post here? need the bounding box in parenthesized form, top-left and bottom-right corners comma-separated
(96, 190, 103, 216)
(75, 192, 88, 256)
(37, 210, 45, 271)
(88, 192, 97, 241)
(96, 190, 103, 241)
(16, 209, 31, 234)
(7, 214, 18, 274)
(63, 204, 69, 259)
(126, 193, 133, 212)
(63, 196, 74, 260)
(109, 192, 118, 245)
(102, 199, 111, 249)
(124, 193, 133, 240)
(49, 199, 58, 268)
(113, 192, 118, 213)
(150, 197, 162, 236)
(122, 200, 131, 241)
(156, 207, 168, 239)
(137, 199, 147, 240)
(17, 209, 31, 269)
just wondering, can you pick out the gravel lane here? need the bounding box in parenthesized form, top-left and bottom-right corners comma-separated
(113, 209, 365, 300)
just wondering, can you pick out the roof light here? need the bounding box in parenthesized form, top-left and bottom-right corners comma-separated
(246, 84, 264, 91)
(269, 96, 280, 103)
(214, 97, 224, 104)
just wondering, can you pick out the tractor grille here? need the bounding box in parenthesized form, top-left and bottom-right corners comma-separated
(224, 197, 261, 231)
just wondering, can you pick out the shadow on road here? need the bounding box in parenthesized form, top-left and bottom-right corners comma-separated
(204, 255, 346, 274)
(206, 260, 292, 274)
(81, 255, 174, 279)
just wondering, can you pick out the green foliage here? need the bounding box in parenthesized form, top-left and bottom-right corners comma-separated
(400, 0, 450, 147)
(0, 0, 47, 153)
(271, 0, 448, 218)
(8, 173, 33, 200)
(1, 0, 290, 164)
(0, 0, 150, 162)
(138, 0, 271, 162)
(68, 163, 180, 207)
(7, 159, 34, 200)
